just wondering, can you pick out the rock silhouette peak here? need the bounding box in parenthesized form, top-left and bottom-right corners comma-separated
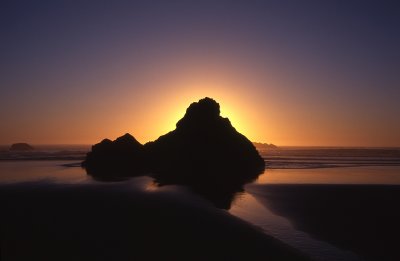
(83, 97, 265, 208)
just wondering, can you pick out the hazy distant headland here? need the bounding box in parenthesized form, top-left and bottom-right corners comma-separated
(253, 142, 278, 149)
(83, 97, 265, 208)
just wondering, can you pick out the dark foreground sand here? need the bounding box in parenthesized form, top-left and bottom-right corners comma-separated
(1, 180, 308, 261)
(248, 184, 400, 261)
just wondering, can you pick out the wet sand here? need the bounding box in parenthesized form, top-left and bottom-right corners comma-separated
(1, 180, 308, 261)
(247, 184, 400, 261)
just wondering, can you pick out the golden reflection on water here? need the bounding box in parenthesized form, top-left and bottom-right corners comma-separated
(257, 166, 400, 185)
(0, 161, 88, 183)
(145, 181, 159, 191)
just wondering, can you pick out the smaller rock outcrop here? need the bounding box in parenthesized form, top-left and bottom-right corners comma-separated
(10, 143, 34, 151)
(82, 133, 147, 178)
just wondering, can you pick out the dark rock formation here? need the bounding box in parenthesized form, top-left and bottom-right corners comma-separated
(146, 97, 264, 183)
(82, 97, 265, 208)
(82, 134, 147, 179)
(10, 143, 34, 151)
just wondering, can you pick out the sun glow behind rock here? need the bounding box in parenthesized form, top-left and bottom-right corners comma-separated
(146, 82, 259, 144)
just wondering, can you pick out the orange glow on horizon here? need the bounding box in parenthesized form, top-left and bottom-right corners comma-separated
(3, 55, 399, 147)
(129, 81, 264, 145)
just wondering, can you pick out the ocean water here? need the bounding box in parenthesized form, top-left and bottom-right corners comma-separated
(257, 147, 400, 185)
(260, 147, 400, 170)
(1, 146, 400, 260)
(0, 145, 88, 161)
(231, 147, 400, 260)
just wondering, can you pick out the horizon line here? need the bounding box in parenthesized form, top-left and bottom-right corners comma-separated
(1, 143, 400, 149)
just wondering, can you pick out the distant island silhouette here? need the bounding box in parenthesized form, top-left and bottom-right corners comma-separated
(82, 97, 265, 208)
(253, 142, 278, 149)
(9, 143, 34, 151)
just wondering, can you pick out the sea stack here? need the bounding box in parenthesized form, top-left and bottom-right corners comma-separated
(82, 133, 146, 177)
(146, 97, 265, 185)
(83, 97, 265, 184)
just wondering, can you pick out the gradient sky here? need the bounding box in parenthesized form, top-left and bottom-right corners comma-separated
(1, 0, 399, 146)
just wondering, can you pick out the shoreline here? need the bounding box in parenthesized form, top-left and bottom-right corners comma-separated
(2, 160, 400, 260)
(1, 179, 309, 261)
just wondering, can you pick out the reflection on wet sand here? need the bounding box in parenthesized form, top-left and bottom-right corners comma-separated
(1, 177, 307, 261)
(245, 183, 400, 261)
(230, 189, 360, 261)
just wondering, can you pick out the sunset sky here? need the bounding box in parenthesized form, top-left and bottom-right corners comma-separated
(1, 0, 399, 146)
